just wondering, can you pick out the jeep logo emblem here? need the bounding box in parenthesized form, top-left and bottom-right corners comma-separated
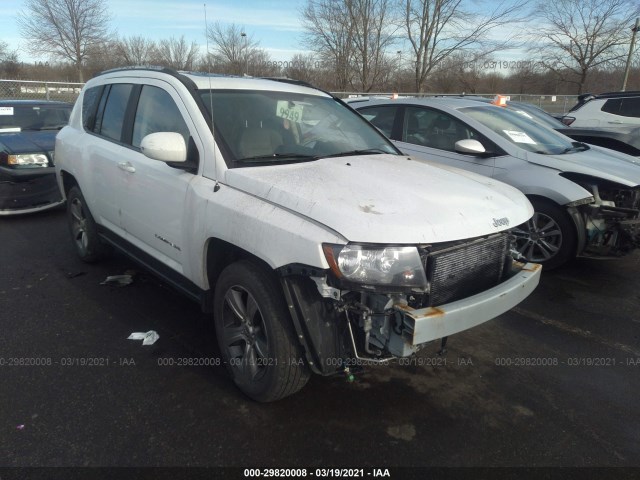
(493, 217, 509, 227)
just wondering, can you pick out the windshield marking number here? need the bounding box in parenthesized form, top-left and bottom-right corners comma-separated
(276, 101, 304, 123)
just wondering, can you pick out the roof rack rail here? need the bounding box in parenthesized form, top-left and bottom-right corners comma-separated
(595, 91, 640, 98)
(260, 77, 316, 89)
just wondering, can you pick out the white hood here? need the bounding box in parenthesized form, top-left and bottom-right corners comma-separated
(224, 154, 533, 244)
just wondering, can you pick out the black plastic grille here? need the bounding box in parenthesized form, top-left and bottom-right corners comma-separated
(425, 234, 508, 307)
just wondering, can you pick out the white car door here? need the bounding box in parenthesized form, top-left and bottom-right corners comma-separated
(88, 83, 135, 234)
(119, 82, 201, 273)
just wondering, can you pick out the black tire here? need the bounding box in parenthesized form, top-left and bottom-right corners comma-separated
(213, 260, 310, 402)
(512, 198, 577, 270)
(66, 186, 109, 263)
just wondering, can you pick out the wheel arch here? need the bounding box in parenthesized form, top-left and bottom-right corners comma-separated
(203, 237, 277, 312)
(524, 194, 586, 260)
(60, 170, 79, 197)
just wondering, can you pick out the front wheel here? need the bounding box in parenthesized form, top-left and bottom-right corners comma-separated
(66, 186, 110, 263)
(213, 260, 310, 402)
(511, 198, 577, 270)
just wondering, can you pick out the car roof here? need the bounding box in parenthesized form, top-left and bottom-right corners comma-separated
(0, 99, 72, 107)
(590, 91, 640, 99)
(353, 96, 491, 110)
(91, 66, 330, 97)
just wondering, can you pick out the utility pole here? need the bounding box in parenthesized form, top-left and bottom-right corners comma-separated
(621, 17, 639, 92)
(240, 32, 248, 76)
(396, 50, 402, 92)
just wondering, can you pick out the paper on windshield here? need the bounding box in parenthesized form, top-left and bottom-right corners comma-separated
(503, 130, 536, 144)
(276, 100, 304, 123)
(0, 107, 14, 116)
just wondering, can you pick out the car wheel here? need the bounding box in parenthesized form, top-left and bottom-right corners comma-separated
(511, 198, 576, 270)
(213, 260, 310, 402)
(66, 186, 109, 263)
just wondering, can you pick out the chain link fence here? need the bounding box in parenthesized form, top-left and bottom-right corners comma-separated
(0, 79, 579, 114)
(0, 79, 83, 103)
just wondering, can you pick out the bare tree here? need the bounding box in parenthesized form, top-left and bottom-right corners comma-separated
(0, 41, 20, 78)
(284, 54, 319, 84)
(206, 23, 261, 75)
(0, 41, 8, 62)
(302, 0, 355, 90)
(116, 36, 157, 66)
(530, 0, 640, 94)
(401, 0, 527, 92)
(17, 0, 113, 82)
(153, 36, 199, 71)
(348, 0, 398, 91)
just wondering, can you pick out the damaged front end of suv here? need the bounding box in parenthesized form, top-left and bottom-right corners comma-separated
(561, 172, 640, 258)
(280, 234, 539, 374)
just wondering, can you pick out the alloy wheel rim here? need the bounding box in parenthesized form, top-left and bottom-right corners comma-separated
(512, 211, 563, 262)
(70, 198, 89, 254)
(222, 285, 269, 384)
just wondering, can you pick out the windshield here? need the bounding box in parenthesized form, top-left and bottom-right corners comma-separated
(0, 105, 71, 132)
(462, 105, 585, 155)
(507, 103, 565, 129)
(198, 90, 398, 166)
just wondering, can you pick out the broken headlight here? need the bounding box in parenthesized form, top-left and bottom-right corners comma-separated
(322, 243, 427, 289)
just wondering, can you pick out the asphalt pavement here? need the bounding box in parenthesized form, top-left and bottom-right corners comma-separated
(1, 208, 639, 475)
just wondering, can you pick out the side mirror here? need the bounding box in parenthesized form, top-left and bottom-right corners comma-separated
(140, 132, 187, 163)
(455, 139, 486, 155)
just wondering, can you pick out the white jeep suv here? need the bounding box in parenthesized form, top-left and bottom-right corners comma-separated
(54, 67, 540, 401)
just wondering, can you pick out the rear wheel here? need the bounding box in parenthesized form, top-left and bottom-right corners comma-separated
(213, 260, 310, 402)
(511, 198, 576, 270)
(66, 186, 109, 263)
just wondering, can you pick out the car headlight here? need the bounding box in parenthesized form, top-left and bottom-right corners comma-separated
(322, 243, 427, 289)
(7, 153, 49, 168)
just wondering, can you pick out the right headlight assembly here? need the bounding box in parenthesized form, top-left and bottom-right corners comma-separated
(322, 243, 427, 289)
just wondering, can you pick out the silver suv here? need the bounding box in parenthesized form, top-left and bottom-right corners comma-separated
(54, 67, 540, 401)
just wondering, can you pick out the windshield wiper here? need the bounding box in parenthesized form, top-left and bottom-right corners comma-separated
(39, 125, 67, 130)
(322, 148, 389, 159)
(235, 153, 319, 164)
(561, 142, 590, 154)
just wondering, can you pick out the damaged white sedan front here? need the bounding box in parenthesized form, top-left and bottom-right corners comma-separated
(353, 97, 640, 269)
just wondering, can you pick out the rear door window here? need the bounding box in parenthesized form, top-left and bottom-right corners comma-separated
(97, 84, 134, 141)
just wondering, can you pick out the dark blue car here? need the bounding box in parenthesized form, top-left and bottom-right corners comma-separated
(0, 100, 72, 214)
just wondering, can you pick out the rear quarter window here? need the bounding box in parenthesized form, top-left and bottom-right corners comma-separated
(601, 99, 622, 114)
(82, 86, 104, 131)
(619, 97, 640, 118)
(358, 105, 399, 137)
